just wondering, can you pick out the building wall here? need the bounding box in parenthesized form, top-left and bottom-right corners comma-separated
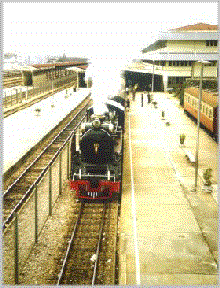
(192, 62, 217, 78)
(162, 64, 192, 75)
(32, 71, 48, 87)
(165, 40, 218, 53)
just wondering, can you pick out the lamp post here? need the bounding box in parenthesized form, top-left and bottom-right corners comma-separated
(194, 60, 210, 190)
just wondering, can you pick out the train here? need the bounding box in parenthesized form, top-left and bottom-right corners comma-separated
(184, 86, 218, 140)
(69, 96, 125, 200)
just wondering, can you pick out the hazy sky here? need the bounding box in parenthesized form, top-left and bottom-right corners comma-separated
(3, 2, 218, 102)
(4, 2, 218, 58)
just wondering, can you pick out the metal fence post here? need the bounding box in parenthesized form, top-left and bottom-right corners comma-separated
(49, 166, 52, 216)
(14, 212, 19, 284)
(67, 142, 70, 180)
(59, 154, 62, 195)
(35, 186, 38, 243)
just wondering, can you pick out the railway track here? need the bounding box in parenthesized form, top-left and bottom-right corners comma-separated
(57, 202, 118, 285)
(3, 96, 91, 229)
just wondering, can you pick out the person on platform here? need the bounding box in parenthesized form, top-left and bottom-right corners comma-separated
(126, 98, 130, 108)
(147, 92, 151, 103)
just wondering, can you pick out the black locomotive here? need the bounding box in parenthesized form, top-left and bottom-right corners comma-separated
(69, 99, 124, 200)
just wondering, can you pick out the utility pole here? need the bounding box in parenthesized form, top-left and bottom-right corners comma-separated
(194, 60, 209, 191)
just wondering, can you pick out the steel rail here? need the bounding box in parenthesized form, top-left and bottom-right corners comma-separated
(91, 203, 107, 285)
(57, 203, 84, 285)
(3, 98, 90, 229)
(57, 203, 107, 285)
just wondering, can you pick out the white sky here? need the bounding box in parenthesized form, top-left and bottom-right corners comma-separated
(3, 2, 218, 104)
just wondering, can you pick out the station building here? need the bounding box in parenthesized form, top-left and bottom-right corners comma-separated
(125, 23, 218, 92)
(3, 59, 89, 89)
(21, 61, 88, 88)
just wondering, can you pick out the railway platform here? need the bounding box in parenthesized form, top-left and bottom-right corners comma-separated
(118, 92, 218, 286)
(3, 88, 91, 174)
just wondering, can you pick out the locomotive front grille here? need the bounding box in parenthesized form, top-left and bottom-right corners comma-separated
(78, 188, 111, 198)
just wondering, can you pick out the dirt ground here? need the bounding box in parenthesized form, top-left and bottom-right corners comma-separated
(18, 183, 79, 285)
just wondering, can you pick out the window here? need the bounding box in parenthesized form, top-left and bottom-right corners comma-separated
(172, 61, 180, 67)
(206, 40, 218, 47)
(196, 100, 198, 108)
(207, 61, 216, 66)
(206, 107, 208, 115)
(209, 109, 213, 119)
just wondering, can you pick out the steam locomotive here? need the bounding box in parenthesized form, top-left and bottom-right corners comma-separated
(69, 98, 124, 200)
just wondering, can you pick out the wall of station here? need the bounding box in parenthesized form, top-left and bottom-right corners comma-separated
(22, 69, 81, 87)
(165, 40, 218, 53)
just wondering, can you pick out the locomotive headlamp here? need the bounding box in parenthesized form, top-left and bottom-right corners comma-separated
(92, 118, 101, 129)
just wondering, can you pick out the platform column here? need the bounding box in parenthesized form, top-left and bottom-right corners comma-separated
(141, 94, 143, 107)
(77, 72, 79, 88)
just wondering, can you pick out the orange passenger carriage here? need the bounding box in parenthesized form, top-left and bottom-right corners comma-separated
(184, 86, 218, 140)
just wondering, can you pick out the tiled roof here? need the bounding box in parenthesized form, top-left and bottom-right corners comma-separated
(170, 23, 218, 31)
(77, 65, 88, 70)
(32, 61, 88, 70)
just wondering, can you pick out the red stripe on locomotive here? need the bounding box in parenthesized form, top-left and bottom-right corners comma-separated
(70, 180, 120, 199)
